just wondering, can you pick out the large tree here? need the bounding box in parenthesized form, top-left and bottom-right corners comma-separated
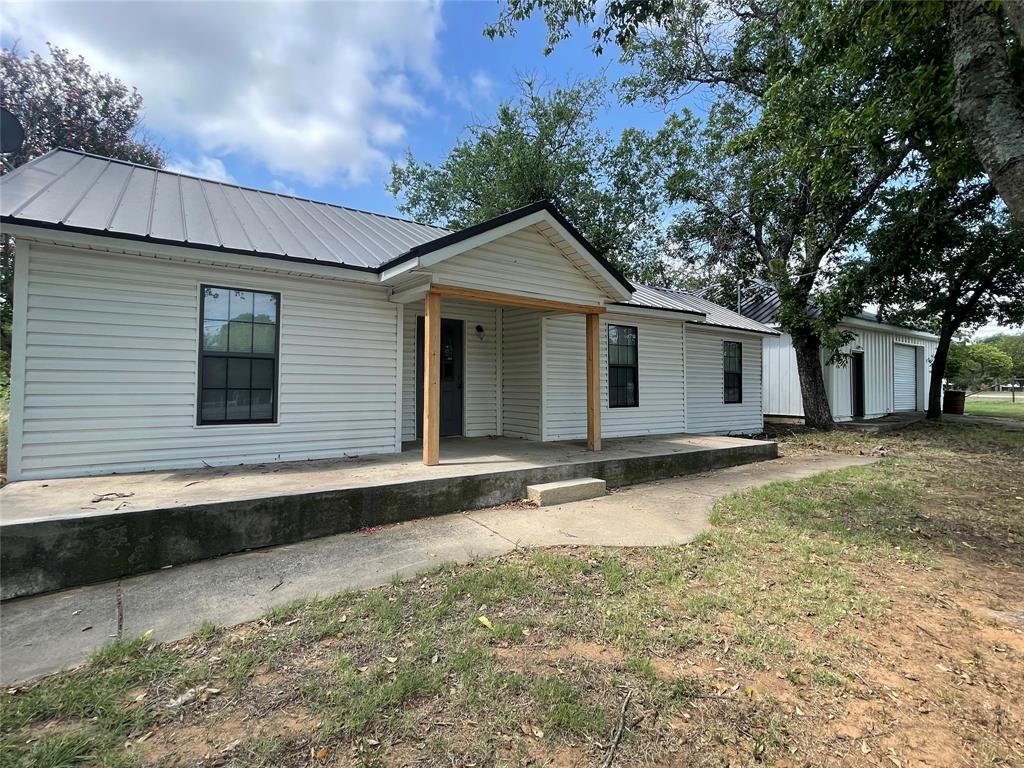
(864, 180, 1024, 418)
(489, 1, 947, 428)
(945, 0, 1024, 223)
(0, 44, 163, 379)
(388, 77, 671, 283)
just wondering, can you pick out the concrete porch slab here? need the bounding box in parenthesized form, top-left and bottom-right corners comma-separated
(838, 412, 926, 433)
(0, 453, 872, 685)
(0, 434, 777, 599)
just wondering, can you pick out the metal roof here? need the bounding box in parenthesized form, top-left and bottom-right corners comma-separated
(621, 284, 778, 335)
(0, 148, 449, 271)
(739, 286, 880, 325)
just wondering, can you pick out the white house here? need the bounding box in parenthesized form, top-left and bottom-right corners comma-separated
(738, 291, 939, 421)
(0, 149, 776, 481)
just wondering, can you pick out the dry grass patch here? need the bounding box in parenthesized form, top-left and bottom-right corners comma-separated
(2, 420, 1022, 767)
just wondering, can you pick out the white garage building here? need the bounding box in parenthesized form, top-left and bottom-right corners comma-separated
(739, 292, 939, 421)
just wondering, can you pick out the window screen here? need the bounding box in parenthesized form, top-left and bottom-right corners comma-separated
(608, 324, 639, 408)
(724, 341, 743, 404)
(198, 286, 279, 424)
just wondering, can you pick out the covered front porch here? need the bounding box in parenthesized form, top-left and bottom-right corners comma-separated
(397, 283, 606, 466)
(0, 433, 777, 599)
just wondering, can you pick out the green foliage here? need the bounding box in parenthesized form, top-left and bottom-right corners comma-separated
(487, 0, 959, 426)
(947, 341, 1015, 390)
(0, 43, 164, 168)
(983, 333, 1024, 378)
(864, 181, 1024, 337)
(388, 77, 671, 283)
(0, 44, 164, 422)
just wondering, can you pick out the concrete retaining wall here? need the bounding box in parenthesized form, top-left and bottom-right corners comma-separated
(1, 441, 777, 600)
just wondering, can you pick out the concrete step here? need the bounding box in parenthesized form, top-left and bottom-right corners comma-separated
(527, 477, 606, 506)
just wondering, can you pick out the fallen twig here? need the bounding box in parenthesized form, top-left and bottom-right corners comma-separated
(91, 491, 134, 503)
(602, 689, 633, 768)
(915, 623, 952, 649)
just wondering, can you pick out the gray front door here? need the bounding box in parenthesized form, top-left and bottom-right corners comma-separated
(416, 317, 464, 438)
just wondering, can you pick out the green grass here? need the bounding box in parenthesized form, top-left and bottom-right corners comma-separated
(2, 420, 1021, 767)
(964, 395, 1024, 421)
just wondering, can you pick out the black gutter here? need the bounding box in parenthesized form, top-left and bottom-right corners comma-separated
(377, 200, 636, 295)
(0, 217, 381, 275)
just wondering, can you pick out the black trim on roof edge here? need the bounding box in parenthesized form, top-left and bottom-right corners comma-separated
(379, 201, 635, 294)
(611, 302, 779, 335)
(0, 217, 380, 275)
(610, 301, 705, 320)
(688, 320, 780, 336)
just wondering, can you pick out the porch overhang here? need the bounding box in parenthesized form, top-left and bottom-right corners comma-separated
(378, 202, 634, 303)
(419, 284, 605, 465)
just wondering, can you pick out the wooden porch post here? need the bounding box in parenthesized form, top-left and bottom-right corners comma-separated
(423, 291, 441, 465)
(586, 312, 601, 451)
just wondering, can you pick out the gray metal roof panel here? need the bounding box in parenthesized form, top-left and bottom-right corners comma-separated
(64, 161, 132, 229)
(621, 284, 778, 335)
(179, 175, 220, 246)
(150, 171, 185, 242)
(1, 149, 448, 270)
(738, 287, 881, 325)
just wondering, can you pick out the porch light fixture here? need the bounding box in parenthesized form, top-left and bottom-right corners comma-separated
(475, 324, 485, 340)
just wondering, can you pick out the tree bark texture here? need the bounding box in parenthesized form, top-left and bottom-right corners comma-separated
(793, 332, 835, 430)
(946, 0, 1024, 223)
(927, 330, 953, 420)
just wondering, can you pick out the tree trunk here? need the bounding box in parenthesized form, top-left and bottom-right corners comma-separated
(927, 329, 954, 420)
(792, 332, 834, 430)
(946, 0, 1024, 223)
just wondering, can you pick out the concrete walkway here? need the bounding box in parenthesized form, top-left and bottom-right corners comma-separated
(0, 453, 872, 684)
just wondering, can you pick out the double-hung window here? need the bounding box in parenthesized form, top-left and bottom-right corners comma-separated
(608, 324, 639, 408)
(723, 341, 743, 404)
(198, 285, 279, 424)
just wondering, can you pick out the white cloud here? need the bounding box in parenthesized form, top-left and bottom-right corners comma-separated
(1, 1, 442, 186)
(270, 179, 298, 197)
(471, 70, 494, 98)
(166, 155, 235, 183)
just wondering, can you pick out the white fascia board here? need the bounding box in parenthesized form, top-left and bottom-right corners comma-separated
(1, 224, 380, 283)
(389, 276, 433, 304)
(841, 316, 939, 341)
(379, 257, 420, 283)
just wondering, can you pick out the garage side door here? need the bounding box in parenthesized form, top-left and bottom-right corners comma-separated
(893, 344, 917, 411)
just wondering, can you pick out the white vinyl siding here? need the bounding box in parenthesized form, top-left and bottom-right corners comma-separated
(762, 332, 804, 417)
(541, 313, 686, 440)
(500, 309, 542, 439)
(685, 327, 763, 435)
(401, 300, 498, 441)
(428, 226, 607, 306)
(761, 323, 937, 420)
(13, 241, 400, 480)
(893, 343, 918, 411)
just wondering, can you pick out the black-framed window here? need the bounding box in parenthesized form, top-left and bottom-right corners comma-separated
(198, 285, 279, 424)
(724, 341, 743, 404)
(608, 324, 639, 408)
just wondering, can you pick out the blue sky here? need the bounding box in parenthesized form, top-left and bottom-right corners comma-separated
(1, 1, 679, 218)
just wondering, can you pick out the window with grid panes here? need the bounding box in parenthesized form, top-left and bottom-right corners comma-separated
(607, 324, 638, 408)
(198, 286, 279, 424)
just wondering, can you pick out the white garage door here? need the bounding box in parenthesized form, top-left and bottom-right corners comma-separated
(893, 344, 918, 411)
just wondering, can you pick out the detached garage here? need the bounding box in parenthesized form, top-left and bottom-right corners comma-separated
(741, 292, 938, 422)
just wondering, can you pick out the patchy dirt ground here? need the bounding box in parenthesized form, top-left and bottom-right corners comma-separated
(2, 418, 1022, 767)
